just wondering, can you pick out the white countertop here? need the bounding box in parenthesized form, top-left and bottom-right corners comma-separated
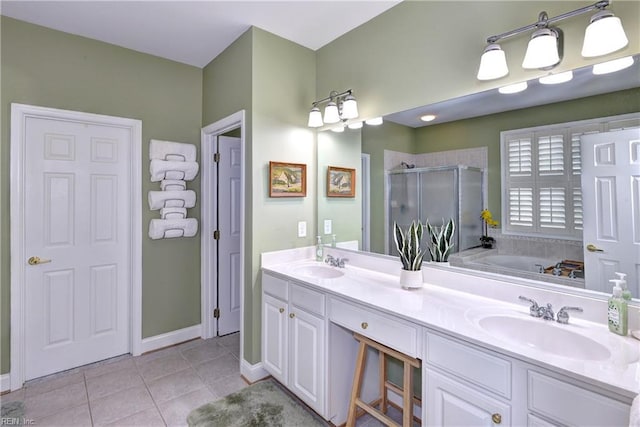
(261, 247, 640, 399)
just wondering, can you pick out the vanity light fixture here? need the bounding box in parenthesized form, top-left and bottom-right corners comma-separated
(539, 70, 573, 84)
(365, 117, 383, 126)
(307, 89, 358, 128)
(498, 81, 528, 94)
(420, 114, 437, 122)
(592, 55, 634, 75)
(477, 0, 629, 81)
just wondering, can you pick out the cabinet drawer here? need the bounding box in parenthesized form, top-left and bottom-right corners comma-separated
(426, 332, 511, 399)
(528, 371, 630, 427)
(329, 298, 419, 357)
(262, 272, 288, 301)
(290, 283, 325, 316)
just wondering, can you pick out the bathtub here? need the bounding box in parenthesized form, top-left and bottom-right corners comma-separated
(473, 255, 556, 273)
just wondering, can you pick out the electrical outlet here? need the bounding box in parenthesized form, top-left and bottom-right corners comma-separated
(297, 221, 307, 237)
(324, 219, 332, 235)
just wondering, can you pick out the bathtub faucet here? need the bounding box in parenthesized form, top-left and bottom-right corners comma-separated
(534, 264, 544, 273)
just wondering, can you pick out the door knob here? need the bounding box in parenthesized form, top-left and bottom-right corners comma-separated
(586, 244, 604, 252)
(28, 256, 52, 265)
(491, 413, 502, 424)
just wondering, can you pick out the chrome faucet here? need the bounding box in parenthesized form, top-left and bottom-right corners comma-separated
(557, 306, 583, 324)
(534, 264, 544, 274)
(325, 255, 348, 268)
(539, 303, 555, 321)
(519, 296, 542, 317)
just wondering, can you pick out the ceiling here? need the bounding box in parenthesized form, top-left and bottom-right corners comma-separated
(386, 54, 640, 128)
(0, 0, 401, 68)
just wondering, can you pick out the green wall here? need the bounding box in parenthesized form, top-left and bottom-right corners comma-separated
(362, 121, 415, 254)
(0, 17, 203, 374)
(316, 1, 640, 121)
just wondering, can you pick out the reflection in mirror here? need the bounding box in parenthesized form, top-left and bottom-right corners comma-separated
(318, 58, 640, 301)
(317, 129, 362, 250)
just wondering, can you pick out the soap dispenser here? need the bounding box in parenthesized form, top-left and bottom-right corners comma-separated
(615, 272, 631, 301)
(316, 236, 324, 262)
(608, 279, 628, 336)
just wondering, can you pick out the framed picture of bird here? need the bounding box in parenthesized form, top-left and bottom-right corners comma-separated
(269, 161, 307, 197)
(327, 166, 355, 197)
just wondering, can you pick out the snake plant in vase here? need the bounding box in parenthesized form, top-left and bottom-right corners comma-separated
(426, 218, 456, 263)
(393, 221, 425, 289)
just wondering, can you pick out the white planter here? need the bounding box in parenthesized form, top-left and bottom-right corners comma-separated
(399, 269, 423, 290)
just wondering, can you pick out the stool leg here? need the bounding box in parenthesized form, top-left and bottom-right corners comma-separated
(379, 352, 387, 414)
(346, 340, 367, 427)
(402, 362, 412, 427)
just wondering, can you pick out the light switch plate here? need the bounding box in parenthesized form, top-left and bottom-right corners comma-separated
(324, 219, 332, 235)
(297, 221, 307, 237)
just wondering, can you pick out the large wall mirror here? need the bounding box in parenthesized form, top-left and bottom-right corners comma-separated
(317, 56, 640, 301)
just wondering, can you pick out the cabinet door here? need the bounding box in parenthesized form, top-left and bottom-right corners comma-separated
(289, 307, 325, 415)
(427, 370, 511, 426)
(262, 293, 288, 385)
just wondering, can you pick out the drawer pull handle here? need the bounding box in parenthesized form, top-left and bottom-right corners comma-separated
(289, 313, 295, 318)
(361, 322, 368, 330)
(279, 308, 284, 314)
(492, 413, 502, 424)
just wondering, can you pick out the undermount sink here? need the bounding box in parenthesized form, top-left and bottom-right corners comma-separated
(476, 314, 612, 361)
(292, 264, 345, 279)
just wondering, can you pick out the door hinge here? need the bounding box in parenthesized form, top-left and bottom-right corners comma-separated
(213, 230, 220, 240)
(213, 152, 220, 163)
(213, 308, 220, 318)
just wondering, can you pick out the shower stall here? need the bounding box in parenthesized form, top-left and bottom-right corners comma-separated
(386, 165, 485, 257)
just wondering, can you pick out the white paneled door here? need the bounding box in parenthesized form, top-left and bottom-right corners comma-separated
(581, 128, 640, 297)
(23, 116, 132, 380)
(217, 136, 241, 336)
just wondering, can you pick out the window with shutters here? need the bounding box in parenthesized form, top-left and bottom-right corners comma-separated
(500, 113, 639, 239)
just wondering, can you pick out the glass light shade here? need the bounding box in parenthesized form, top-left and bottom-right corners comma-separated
(323, 101, 340, 124)
(477, 44, 509, 80)
(347, 121, 363, 129)
(341, 95, 359, 119)
(592, 56, 634, 75)
(582, 11, 628, 58)
(330, 125, 345, 133)
(307, 107, 323, 127)
(498, 81, 528, 94)
(522, 28, 560, 69)
(539, 70, 573, 85)
(365, 117, 383, 125)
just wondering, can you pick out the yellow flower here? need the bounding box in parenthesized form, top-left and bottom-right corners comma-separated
(480, 209, 499, 227)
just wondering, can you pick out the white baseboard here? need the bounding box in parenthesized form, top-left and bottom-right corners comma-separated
(240, 359, 269, 383)
(140, 324, 202, 354)
(1, 373, 11, 393)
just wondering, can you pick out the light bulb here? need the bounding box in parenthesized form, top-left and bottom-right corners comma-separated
(582, 10, 628, 58)
(341, 94, 359, 119)
(477, 44, 509, 80)
(592, 56, 634, 75)
(522, 28, 560, 69)
(323, 101, 340, 124)
(307, 107, 323, 127)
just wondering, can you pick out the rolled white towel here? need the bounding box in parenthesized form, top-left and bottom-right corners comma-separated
(148, 218, 198, 240)
(160, 179, 186, 191)
(148, 190, 196, 210)
(149, 140, 197, 162)
(631, 393, 640, 427)
(160, 207, 187, 219)
(150, 159, 199, 182)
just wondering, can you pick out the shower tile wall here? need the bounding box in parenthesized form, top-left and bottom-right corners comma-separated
(488, 228, 584, 263)
(384, 147, 488, 171)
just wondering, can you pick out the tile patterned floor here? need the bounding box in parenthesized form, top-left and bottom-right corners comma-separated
(1, 332, 409, 426)
(1, 333, 245, 426)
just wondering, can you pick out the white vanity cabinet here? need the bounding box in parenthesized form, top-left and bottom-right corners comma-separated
(423, 330, 632, 427)
(261, 272, 326, 416)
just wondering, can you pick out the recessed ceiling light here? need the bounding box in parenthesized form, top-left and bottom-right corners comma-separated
(365, 117, 383, 125)
(420, 114, 437, 122)
(592, 56, 634, 75)
(348, 121, 363, 129)
(539, 71, 573, 85)
(498, 81, 528, 94)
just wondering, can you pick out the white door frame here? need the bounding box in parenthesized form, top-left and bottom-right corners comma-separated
(200, 111, 245, 342)
(10, 103, 142, 390)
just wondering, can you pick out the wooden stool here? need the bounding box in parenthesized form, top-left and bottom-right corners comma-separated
(346, 333, 421, 427)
